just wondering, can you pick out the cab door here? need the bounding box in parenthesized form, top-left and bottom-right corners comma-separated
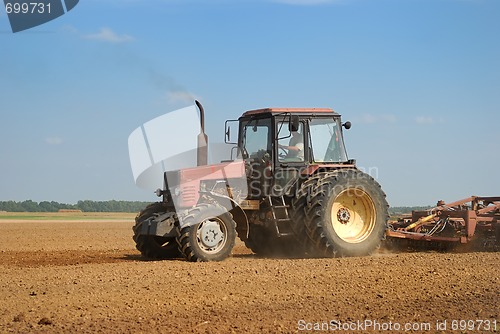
(273, 119, 307, 196)
(240, 117, 272, 198)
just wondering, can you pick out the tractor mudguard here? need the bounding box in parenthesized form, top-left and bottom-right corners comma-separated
(138, 211, 177, 238)
(198, 191, 250, 240)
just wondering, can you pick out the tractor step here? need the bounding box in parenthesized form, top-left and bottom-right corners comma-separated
(266, 196, 294, 237)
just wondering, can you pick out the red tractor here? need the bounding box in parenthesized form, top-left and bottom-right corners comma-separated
(133, 102, 389, 261)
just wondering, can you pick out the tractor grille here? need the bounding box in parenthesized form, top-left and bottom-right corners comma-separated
(181, 185, 197, 206)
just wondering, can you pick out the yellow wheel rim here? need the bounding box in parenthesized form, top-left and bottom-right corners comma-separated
(330, 188, 376, 243)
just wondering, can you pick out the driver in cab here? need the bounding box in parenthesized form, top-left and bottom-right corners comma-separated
(279, 130, 304, 161)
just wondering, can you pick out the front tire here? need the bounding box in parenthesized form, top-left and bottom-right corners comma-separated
(133, 203, 180, 259)
(306, 170, 388, 257)
(177, 204, 237, 262)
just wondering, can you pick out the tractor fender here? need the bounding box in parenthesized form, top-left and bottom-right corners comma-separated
(198, 191, 250, 240)
(138, 210, 177, 238)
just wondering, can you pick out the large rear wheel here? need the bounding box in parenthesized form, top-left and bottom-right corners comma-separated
(305, 170, 388, 257)
(290, 178, 321, 257)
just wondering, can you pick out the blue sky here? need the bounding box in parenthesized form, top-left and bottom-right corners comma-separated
(0, 0, 499, 206)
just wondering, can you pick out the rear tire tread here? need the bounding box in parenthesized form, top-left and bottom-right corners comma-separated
(304, 170, 389, 257)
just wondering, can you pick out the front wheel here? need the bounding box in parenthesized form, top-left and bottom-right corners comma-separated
(306, 170, 388, 257)
(133, 203, 180, 259)
(176, 204, 236, 262)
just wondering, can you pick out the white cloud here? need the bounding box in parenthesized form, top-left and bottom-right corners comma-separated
(415, 116, 444, 125)
(45, 137, 63, 145)
(62, 25, 135, 43)
(83, 27, 135, 43)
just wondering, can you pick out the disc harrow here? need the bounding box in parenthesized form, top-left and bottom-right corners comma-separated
(386, 196, 500, 251)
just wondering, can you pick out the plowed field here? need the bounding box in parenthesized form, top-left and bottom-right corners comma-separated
(0, 216, 498, 333)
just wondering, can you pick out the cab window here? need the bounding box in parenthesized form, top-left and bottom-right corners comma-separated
(277, 121, 304, 162)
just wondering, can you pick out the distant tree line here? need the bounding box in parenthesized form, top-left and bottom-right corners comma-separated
(0, 200, 151, 213)
(0, 200, 433, 215)
(388, 206, 432, 216)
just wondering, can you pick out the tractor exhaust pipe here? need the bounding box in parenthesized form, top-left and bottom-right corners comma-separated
(195, 100, 208, 166)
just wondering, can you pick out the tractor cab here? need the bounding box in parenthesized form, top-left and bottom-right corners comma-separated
(233, 108, 352, 198)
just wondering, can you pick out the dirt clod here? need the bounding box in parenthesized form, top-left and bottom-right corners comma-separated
(37, 318, 52, 325)
(13, 314, 25, 322)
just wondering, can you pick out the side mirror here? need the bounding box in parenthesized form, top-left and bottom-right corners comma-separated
(224, 120, 238, 144)
(289, 115, 300, 132)
(342, 121, 352, 130)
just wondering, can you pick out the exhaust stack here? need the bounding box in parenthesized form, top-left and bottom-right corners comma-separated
(195, 100, 208, 166)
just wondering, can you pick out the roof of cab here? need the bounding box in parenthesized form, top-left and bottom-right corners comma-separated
(242, 108, 337, 117)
